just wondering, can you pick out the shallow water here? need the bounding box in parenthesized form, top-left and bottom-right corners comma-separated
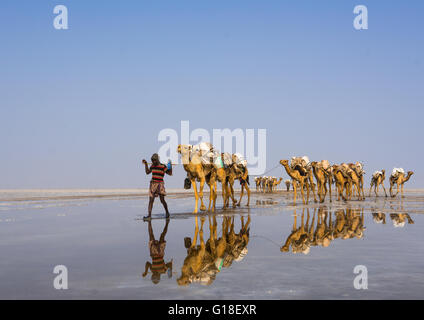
(0, 190, 423, 299)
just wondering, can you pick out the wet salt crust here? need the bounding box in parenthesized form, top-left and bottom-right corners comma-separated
(0, 189, 423, 299)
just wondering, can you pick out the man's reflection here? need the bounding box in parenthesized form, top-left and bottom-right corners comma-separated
(142, 218, 172, 284)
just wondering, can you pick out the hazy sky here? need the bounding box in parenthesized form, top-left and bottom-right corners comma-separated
(1, 0, 423, 189)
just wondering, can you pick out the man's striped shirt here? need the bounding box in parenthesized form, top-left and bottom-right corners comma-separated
(151, 164, 168, 182)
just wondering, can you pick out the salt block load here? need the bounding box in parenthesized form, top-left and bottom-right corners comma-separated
(233, 153, 247, 167)
(373, 171, 383, 179)
(392, 167, 405, 178)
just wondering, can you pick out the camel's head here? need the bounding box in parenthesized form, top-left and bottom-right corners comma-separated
(407, 171, 414, 176)
(322, 238, 331, 248)
(177, 144, 191, 154)
(280, 245, 289, 252)
(381, 169, 385, 174)
(177, 276, 190, 286)
(280, 160, 289, 167)
(311, 161, 318, 168)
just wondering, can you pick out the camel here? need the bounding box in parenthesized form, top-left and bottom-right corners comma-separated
(369, 170, 387, 197)
(389, 169, 414, 198)
(280, 160, 311, 205)
(178, 144, 235, 213)
(285, 180, 291, 192)
(332, 164, 351, 202)
(255, 177, 262, 192)
(311, 161, 332, 203)
(348, 162, 365, 200)
(346, 164, 365, 201)
(290, 157, 318, 203)
(261, 176, 278, 193)
(225, 154, 251, 207)
(261, 176, 269, 193)
(177, 144, 217, 214)
(271, 177, 283, 192)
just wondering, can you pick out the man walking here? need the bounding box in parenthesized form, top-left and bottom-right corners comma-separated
(142, 153, 172, 220)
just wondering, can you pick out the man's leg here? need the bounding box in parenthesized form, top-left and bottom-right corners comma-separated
(145, 196, 155, 219)
(148, 219, 155, 241)
(160, 218, 170, 242)
(160, 195, 170, 218)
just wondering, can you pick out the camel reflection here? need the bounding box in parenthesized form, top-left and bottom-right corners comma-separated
(390, 213, 414, 227)
(177, 214, 251, 286)
(372, 199, 415, 227)
(372, 212, 386, 224)
(256, 199, 278, 206)
(281, 207, 365, 254)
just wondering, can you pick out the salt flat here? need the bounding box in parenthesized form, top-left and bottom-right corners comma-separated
(0, 189, 423, 299)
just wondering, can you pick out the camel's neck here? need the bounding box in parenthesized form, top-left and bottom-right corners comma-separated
(283, 164, 296, 179)
(404, 173, 412, 182)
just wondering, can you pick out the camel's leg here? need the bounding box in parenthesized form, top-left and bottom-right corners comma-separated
(369, 182, 373, 197)
(300, 181, 306, 205)
(191, 179, 199, 214)
(319, 181, 324, 203)
(360, 177, 365, 200)
(381, 183, 388, 197)
(401, 184, 405, 198)
(221, 182, 227, 210)
(192, 216, 199, 247)
(390, 182, 394, 197)
(355, 183, 361, 201)
(199, 217, 205, 254)
(237, 184, 244, 207)
(321, 181, 327, 203)
(346, 182, 351, 201)
(245, 183, 251, 206)
(340, 183, 347, 202)
(208, 215, 216, 255)
(209, 181, 217, 213)
(328, 178, 332, 203)
(207, 182, 213, 212)
(336, 182, 340, 201)
(306, 181, 310, 205)
(293, 180, 297, 205)
(199, 178, 206, 211)
(230, 182, 237, 207)
(309, 174, 317, 203)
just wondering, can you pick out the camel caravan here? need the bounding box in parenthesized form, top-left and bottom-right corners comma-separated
(254, 176, 283, 193)
(177, 142, 250, 213)
(177, 142, 414, 211)
(279, 156, 414, 205)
